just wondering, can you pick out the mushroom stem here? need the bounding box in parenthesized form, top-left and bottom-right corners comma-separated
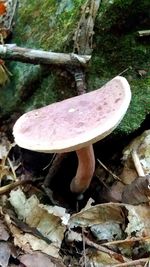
(70, 145, 95, 193)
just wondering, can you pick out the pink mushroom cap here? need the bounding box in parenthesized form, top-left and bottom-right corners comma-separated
(13, 76, 131, 152)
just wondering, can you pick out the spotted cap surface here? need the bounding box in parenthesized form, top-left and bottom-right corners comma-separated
(13, 76, 131, 153)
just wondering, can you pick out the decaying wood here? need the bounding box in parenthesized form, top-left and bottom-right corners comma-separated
(0, 44, 91, 67)
(73, 0, 101, 54)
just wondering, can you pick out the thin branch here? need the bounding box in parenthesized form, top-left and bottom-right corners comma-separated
(97, 158, 125, 184)
(112, 258, 150, 267)
(85, 237, 129, 262)
(0, 44, 91, 67)
(102, 236, 150, 246)
(0, 179, 31, 194)
(131, 149, 145, 177)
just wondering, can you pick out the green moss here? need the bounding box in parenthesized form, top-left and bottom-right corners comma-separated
(118, 78, 150, 133)
(13, 0, 86, 51)
(0, 0, 86, 118)
(0, 62, 41, 116)
(87, 0, 150, 133)
(23, 74, 58, 111)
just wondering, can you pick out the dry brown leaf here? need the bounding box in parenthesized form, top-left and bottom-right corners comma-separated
(122, 175, 150, 204)
(0, 135, 16, 181)
(125, 204, 150, 237)
(0, 241, 11, 267)
(19, 252, 66, 267)
(69, 203, 124, 228)
(9, 189, 69, 247)
(7, 223, 60, 258)
(0, 218, 10, 241)
(121, 130, 150, 184)
(8, 188, 70, 258)
(81, 248, 125, 267)
(91, 221, 122, 241)
(69, 202, 150, 256)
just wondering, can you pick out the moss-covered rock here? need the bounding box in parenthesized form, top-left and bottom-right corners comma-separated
(0, 0, 149, 135)
(88, 0, 150, 133)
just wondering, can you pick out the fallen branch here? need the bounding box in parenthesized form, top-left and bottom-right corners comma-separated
(138, 30, 150, 37)
(0, 44, 91, 67)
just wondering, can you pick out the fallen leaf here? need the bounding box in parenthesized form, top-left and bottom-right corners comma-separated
(0, 241, 11, 267)
(125, 204, 150, 237)
(122, 175, 150, 204)
(7, 223, 60, 258)
(8, 188, 70, 258)
(122, 130, 150, 184)
(91, 221, 122, 241)
(19, 252, 66, 267)
(81, 248, 125, 267)
(0, 218, 9, 241)
(69, 203, 124, 228)
(9, 189, 69, 247)
(0, 134, 15, 181)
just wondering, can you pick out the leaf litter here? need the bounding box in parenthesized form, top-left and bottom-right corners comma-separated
(0, 130, 150, 266)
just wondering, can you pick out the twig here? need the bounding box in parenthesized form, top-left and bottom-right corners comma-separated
(84, 237, 129, 262)
(7, 157, 17, 181)
(112, 258, 150, 267)
(117, 66, 132, 76)
(0, 44, 91, 67)
(131, 149, 145, 177)
(85, 237, 149, 266)
(144, 260, 149, 267)
(97, 158, 124, 184)
(102, 236, 150, 246)
(82, 228, 87, 267)
(0, 179, 31, 194)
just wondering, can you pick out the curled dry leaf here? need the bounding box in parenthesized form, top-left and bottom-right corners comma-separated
(8, 188, 70, 258)
(69, 203, 124, 228)
(69, 202, 150, 253)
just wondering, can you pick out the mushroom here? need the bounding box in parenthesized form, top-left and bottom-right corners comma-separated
(13, 76, 131, 193)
